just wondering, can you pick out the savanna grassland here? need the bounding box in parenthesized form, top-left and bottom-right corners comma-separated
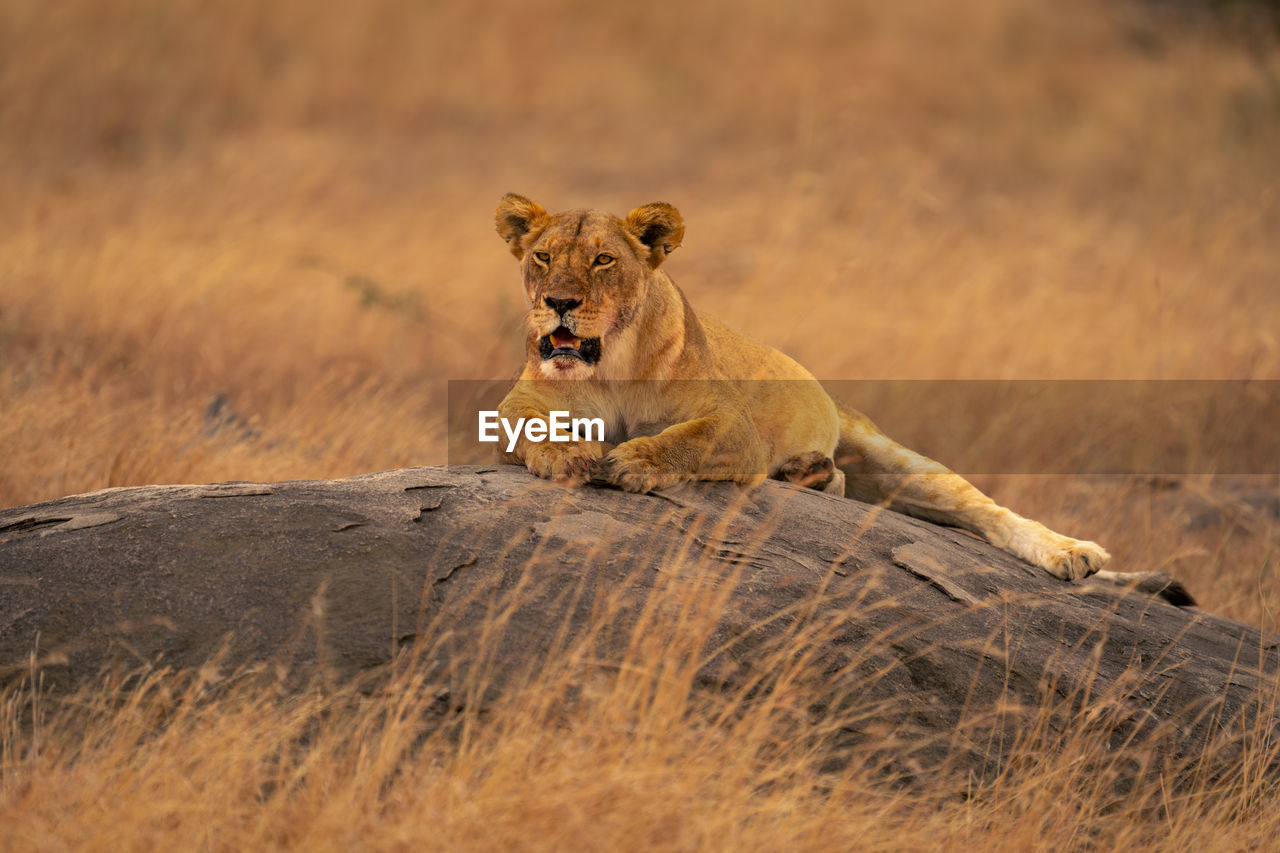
(2, 0, 1279, 849)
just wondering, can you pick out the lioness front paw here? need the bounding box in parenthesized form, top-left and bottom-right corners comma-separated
(602, 439, 687, 493)
(523, 442, 604, 486)
(1038, 536, 1111, 581)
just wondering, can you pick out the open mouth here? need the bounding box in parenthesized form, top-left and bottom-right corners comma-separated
(539, 326, 602, 365)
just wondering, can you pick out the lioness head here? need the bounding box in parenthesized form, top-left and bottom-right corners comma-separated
(495, 194, 684, 379)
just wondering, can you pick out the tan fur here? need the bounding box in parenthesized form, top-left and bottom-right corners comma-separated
(494, 194, 1110, 582)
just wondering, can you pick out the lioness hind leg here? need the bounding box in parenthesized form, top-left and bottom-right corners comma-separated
(856, 466, 1110, 580)
(834, 406, 1109, 581)
(775, 451, 842, 493)
(996, 517, 1111, 581)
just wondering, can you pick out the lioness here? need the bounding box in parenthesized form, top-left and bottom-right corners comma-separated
(493, 194, 1109, 583)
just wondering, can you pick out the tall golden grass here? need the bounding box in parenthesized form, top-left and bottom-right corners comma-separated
(4, 536, 1279, 851)
(2, 0, 1279, 848)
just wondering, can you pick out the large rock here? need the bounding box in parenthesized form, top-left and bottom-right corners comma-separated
(1, 465, 1276, 780)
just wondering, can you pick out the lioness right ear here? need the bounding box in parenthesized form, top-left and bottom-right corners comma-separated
(495, 193, 549, 260)
(625, 202, 684, 268)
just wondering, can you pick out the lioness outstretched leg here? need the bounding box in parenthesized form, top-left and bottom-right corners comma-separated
(834, 406, 1109, 581)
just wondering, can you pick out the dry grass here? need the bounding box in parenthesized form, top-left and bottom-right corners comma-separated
(2, 0, 1279, 848)
(3, 551, 1279, 852)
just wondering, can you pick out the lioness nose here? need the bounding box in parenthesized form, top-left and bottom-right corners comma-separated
(544, 296, 582, 316)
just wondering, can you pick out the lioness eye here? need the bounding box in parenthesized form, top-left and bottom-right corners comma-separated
(533, 251, 550, 264)
(594, 254, 614, 267)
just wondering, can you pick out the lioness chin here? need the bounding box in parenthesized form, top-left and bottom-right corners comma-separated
(494, 193, 1124, 587)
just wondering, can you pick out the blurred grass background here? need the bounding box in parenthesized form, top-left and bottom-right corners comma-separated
(1, 0, 1278, 599)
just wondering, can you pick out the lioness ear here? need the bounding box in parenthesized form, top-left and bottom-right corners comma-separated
(625, 202, 684, 268)
(495, 193, 549, 260)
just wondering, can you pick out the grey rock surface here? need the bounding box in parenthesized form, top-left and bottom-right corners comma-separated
(2, 465, 1276, 779)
